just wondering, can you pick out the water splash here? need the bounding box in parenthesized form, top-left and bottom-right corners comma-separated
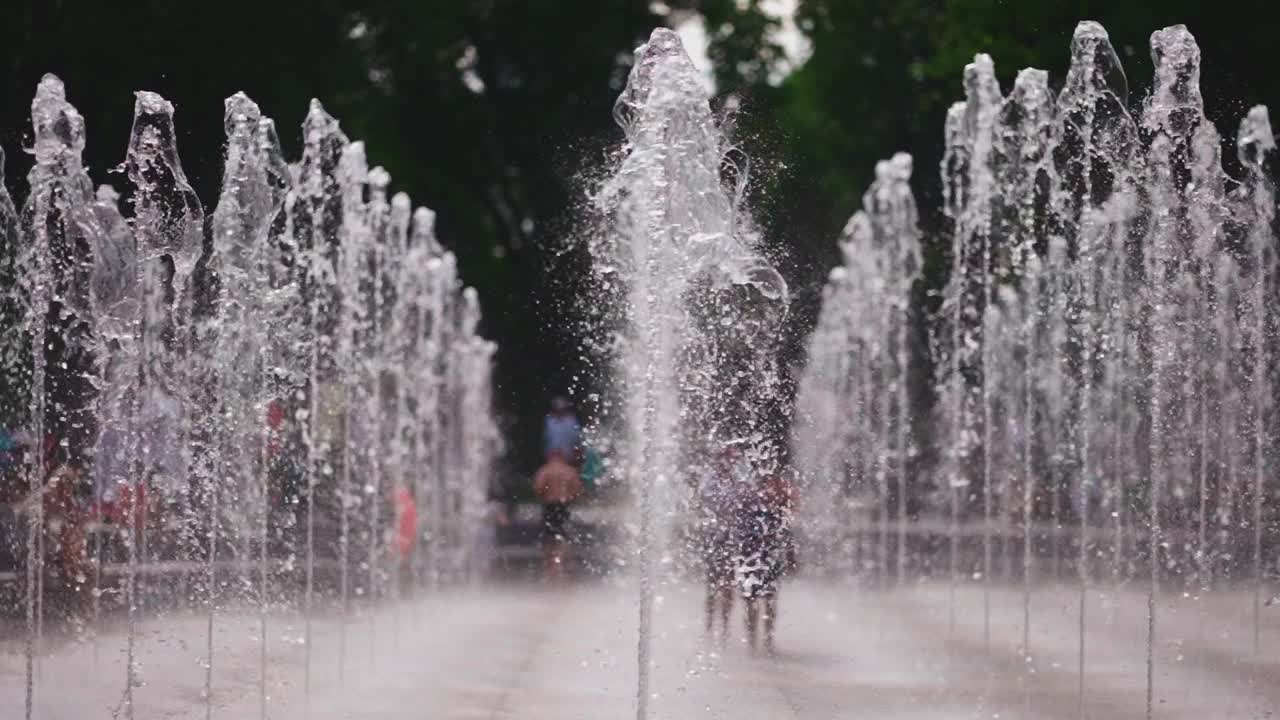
(209, 91, 293, 719)
(21, 74, 97, 719)
(594, 27, 788, 720)
(796, 19, 1276, 718)
(1236, 104, 1275, 662)
(794, 154, 921, 586)
(6, 76, 497, 719)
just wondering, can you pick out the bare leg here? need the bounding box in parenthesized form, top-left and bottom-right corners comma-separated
(558, 535, 573, 579)
(719, 583, 733, 642)
(763, 593, 778, 655)
(704, 580, 716, 635)
(543, 540, 559, 581)
(745, 599, 759, 652)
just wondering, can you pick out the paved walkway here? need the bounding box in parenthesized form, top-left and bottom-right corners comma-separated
(2, 578, 1277, 719)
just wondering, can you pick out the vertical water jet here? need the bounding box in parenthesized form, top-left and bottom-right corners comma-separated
(294, 98, 347, 712)
(595, 28, 788, 719)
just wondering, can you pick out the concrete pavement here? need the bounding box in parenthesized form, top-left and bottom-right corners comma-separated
(2, 576, 1277, 719)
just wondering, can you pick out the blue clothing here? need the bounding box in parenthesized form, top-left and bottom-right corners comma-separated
(92, 424, 127, 501)
(543, 414, 580, 458)
(0, 431, 15, 473)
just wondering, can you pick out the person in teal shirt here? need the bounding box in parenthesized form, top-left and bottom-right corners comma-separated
(579, 446, 604, 492)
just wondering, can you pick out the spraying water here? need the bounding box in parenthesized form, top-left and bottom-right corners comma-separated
(210, 92, 293, 717)
(795, 20, 1276, 718)
(19, 72, 94, 720)
(4, 76, 497, 719)
(593, 28, 788, 720)
(794, 155, 921, 585)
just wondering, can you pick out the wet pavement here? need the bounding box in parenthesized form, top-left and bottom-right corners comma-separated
(2, 577, 1277, 719)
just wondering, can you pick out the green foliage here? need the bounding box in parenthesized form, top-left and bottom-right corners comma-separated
(681, 0, 787, 88)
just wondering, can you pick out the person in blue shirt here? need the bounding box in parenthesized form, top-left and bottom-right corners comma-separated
(542, 396, 580, 463)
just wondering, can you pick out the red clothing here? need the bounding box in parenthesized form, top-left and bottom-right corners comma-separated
(266, 399, 286, 456)
(98, 480, 147, 530)
(394, 487, 418, 561)
(760, 473, 797, 513)
(43, 467, 94, 601)
(533, 456, 583, 505)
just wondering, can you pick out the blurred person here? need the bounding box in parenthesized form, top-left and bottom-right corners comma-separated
(696, 442, 750, 644)
(0, 430, 32, 502)
(542, 396, 580, 463)
(139, 377, 185, 554)
(579, 445, 604, 494)
(470, 493, 511, 581)
(734, 464, 797, 655)
(532, 448, 583, 581)
(265, 397, 287, 459)
(37, 455, 95, 620)
(390, 483, 418, 581)
(1071, 473, 1105, 522)
(91, 397, 127, 515)
(9, 433, 98, 608)
(0, 428, 21, 473)
(262, 397, 287, 513)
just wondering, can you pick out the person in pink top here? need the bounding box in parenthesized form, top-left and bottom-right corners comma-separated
(391, 484, 418, 581)
(696, 442, 750, 644)
(532, 449, 583, 581)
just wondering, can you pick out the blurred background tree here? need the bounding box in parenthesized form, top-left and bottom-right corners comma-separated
(2, 0, 1275, 477)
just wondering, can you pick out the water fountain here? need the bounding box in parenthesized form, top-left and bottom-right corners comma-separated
(795, 20, 1276, 718)
(793, 154, 921, 584)
(0, 15, 1274, 720)
(593, 27, 789, 719)
(1, 75, 498, 720)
